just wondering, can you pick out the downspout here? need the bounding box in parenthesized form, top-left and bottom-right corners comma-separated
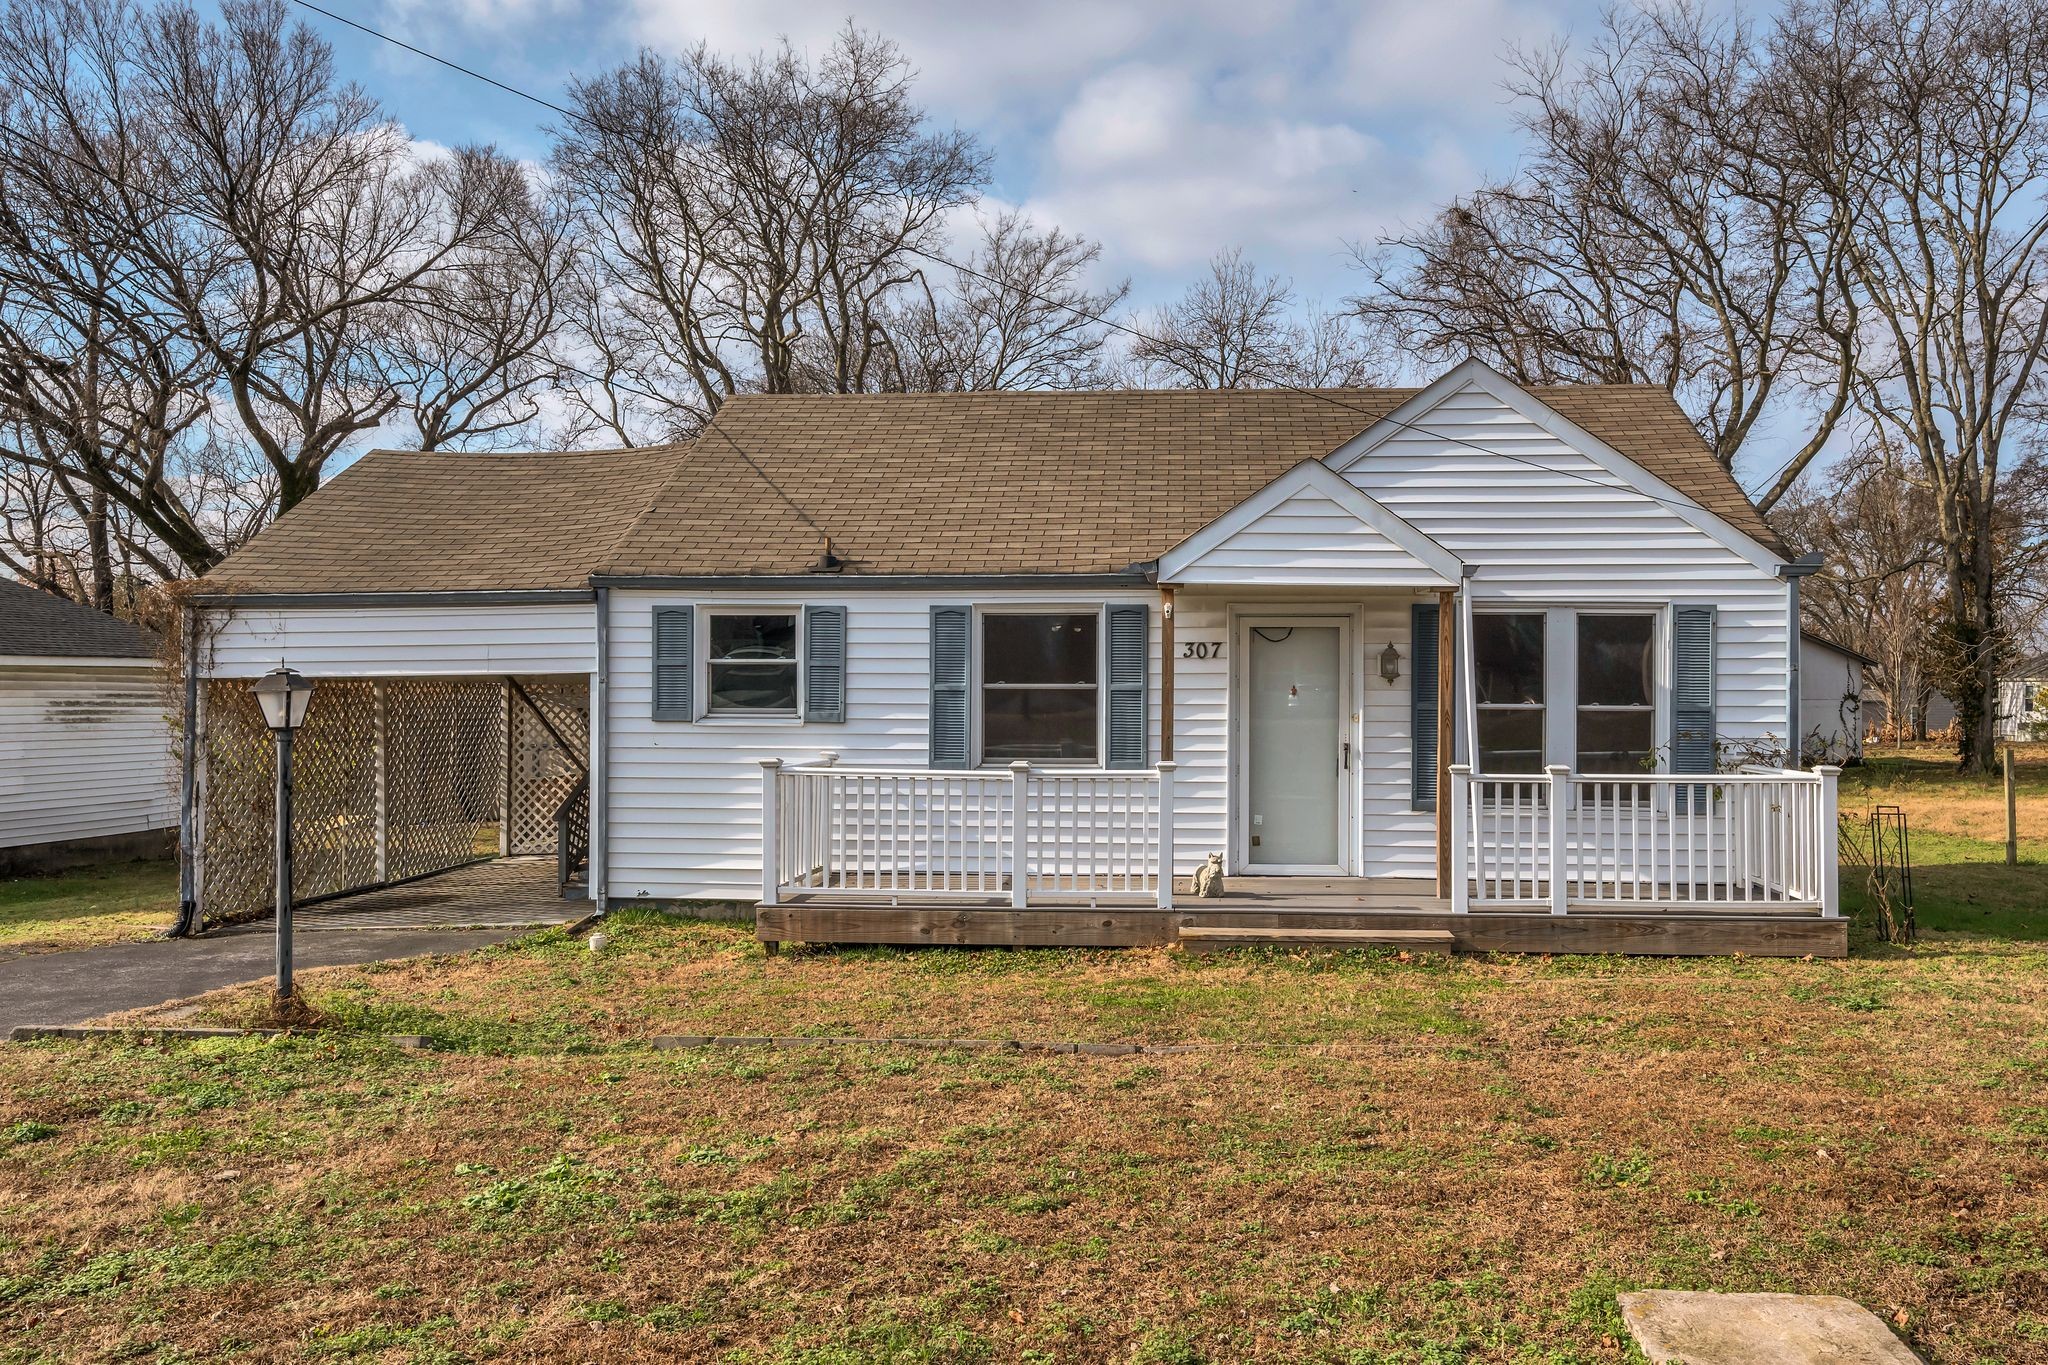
(1777, 553, 1823, 767)
(173, 605, 201, 937)
(590, 585, 610, 913)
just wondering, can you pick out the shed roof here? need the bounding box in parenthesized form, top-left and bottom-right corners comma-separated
(206, 382, 1788, 594)
(0, 578, 158, 659)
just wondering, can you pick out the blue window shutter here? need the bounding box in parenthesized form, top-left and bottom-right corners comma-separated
(929, 606, 970, 768)
(1672, 605, 1716, 810)
(1106, 604, 1149, 769)
(1411, 603, 1440, 811)
(652, 606, 694, 722)
(804, 605, 847, 723)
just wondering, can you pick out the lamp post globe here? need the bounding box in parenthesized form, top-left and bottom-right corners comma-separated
(252, 668, 313, 1002)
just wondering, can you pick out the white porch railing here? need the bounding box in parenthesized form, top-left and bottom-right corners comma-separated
(761, 755, 1174, 909)
(1448, 763, 1840, 915)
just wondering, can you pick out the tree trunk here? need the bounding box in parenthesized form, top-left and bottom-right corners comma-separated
(84, 487, 114, 614)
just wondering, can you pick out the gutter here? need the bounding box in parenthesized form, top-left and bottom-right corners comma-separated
(1777, 553, 1825, 764)
(588, 571, 1157, 591)
(185, 588, 596, 608)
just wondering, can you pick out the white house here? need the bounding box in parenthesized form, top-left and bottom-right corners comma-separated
(0, 579, 175, 873)
(1799, 631, 1871, 763)
(1997, 653, 2048, 741)
(183, 360, 1844, 956)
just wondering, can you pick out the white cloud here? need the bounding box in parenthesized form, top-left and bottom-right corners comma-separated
(358, 0, 1604, 303)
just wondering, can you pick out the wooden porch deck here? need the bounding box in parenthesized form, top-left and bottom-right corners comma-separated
(754, 875, 1848, 958)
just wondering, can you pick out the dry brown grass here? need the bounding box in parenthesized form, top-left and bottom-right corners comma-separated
(8, 922, 2048, 1363)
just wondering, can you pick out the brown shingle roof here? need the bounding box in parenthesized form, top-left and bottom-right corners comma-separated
(206, 447, 687, 594)
(0, 577, 158, 657)
(600, 385, 1787, 577)
(205, 384, 1786, 595)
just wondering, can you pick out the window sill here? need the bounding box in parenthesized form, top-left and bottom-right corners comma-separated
(694, 714, 806, 727)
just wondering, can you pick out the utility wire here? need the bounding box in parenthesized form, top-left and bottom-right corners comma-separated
(287, 1, 1782, 542)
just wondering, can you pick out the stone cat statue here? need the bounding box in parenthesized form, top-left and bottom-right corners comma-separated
(1191, 851, 1225, 898)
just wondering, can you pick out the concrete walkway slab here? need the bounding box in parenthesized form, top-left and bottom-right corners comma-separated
(0, 926, 527, 1036)
(1619, 1291, 1922, 1364)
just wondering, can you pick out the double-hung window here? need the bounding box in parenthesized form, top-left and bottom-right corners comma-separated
(1473, 612, 1546, 773)
(706, 612, 799, 717)
(1576, 614, 1656, 774)
(981, 612, 1099, 763)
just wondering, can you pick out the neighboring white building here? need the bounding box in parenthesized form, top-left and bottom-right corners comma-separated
(1799, 632, 1871, 763)
(0, 579, 175, 872)
(1998, 653, 2048, 741)
(185, 360, 1848, 956)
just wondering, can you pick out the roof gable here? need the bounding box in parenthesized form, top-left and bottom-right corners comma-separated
(1158, 461, 1460, 587)
(1327, 359, 1786, 571)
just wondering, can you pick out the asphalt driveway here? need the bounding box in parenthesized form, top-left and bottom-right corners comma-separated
(0, 926, 526, 1036)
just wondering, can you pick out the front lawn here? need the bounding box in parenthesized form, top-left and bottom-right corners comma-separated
(1, 748, 2041, 1361)
(0, 858, 177, 961)
(5, 915, 2043, 1362)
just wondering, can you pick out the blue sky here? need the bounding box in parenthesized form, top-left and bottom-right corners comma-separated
(327, 0, 1612, 312)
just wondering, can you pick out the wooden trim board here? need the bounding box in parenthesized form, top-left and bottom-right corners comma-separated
(754, 904, 1848, 958)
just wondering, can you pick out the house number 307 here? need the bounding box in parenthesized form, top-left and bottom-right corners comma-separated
(1181, 641, 1223, 660)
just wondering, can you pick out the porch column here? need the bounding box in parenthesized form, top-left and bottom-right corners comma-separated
(1817, 764, 1841, 917)
(1156, 761, 1175, 910)
(1435, 585, 1455, 897)
(1545, 764, 1570, 915)
(759, 759, 782, 905)
(1448, 764, 1471, 913)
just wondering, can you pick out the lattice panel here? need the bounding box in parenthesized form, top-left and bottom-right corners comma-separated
(199, 676, 510, 929)
(199, 679, 379, 925)
(507, 679, 589, 855)
(384, 680, 504, 883)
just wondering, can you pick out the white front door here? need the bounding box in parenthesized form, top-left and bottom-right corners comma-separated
(1240, 617, 1349, 873)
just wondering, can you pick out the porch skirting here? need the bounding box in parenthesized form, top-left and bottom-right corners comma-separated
(752, 901, 1848, 958)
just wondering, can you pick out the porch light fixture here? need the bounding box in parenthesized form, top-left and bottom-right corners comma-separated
(251, 667, 314, 1001)
(1379, 642, 1403, 685)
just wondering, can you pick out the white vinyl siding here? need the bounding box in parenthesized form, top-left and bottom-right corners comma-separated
(204, 604, 596, 678)
(1339, 382, 1786, 750)
(0, 663, 176, 849)
(605, 589, 1170, 902)
(1168, 486, 1450, 588)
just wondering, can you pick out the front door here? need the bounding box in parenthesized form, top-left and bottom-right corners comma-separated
(1241, 618, 1348, 872)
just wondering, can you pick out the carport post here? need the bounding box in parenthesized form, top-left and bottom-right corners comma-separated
(373, 680, 390, 884)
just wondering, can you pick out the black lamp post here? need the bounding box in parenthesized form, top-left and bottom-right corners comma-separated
(252, 667, 314, 999)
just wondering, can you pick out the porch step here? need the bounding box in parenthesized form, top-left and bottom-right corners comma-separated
(1175, 926, 1456, 954)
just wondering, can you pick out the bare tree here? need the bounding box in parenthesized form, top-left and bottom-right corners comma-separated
(1356, 5, 1853, 486)
(1127, 248, 1384, 389)
(384, 153, 576, 451)
(1777, 0, 2048, 771)
(551, 27, 988, 440)
(878, 212, 1128, 391)
(1777, 445, 1946, 740)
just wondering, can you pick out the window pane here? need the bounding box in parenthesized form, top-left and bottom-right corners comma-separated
(983, 614, 1098, 686)
(1477, 708, 1544, 772)
(1577, 709, 1655, 774)
(709, 613, 796, 661)
(1474, 614, 1544, 705)
(708, 662, 797, 713)
(1578, 615, 1654, 707)
(983, 688, 1097, 762)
